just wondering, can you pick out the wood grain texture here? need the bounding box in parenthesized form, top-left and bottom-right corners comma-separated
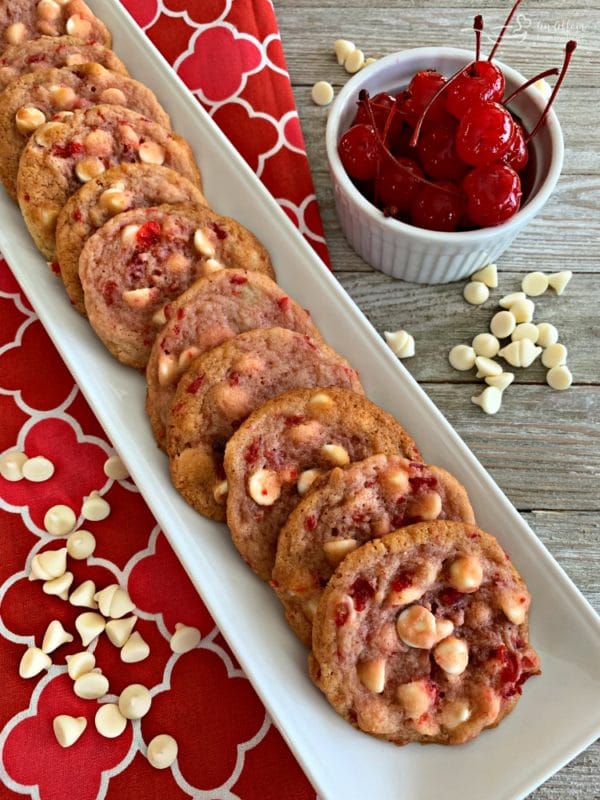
(278, 1, 600, 796)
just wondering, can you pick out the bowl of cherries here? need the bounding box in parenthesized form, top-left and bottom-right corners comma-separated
(326, 6, 575, 283)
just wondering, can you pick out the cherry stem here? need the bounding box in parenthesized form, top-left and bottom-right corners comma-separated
(409, 62, 474, 148)
(474, 15, 484, 63)
(488, 0, 524, 62)
(525, 40, 577, 142)
(502, 67, 559, 106)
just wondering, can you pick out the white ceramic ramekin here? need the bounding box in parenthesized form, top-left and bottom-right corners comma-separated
(326, 47, 563, 283)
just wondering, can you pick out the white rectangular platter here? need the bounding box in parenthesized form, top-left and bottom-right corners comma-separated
(1, 2, 599, 798)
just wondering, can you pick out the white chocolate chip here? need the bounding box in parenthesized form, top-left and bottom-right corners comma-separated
(66, 53, 86, 65)
(43, 571, 74, 600)
(311, 80, 334, 106)
(433, 635, 469, 675)
(474, 356, 502, 379)
(356, 658, 386, 693)
(334, 38, 356, 65)
(448, 344, 476, 371)
(441, 700, 471, 729)
(53, 715, 87, 748)
(308, 391, 334, 412)
(121, 631, 150, 663)
(95, 703, 127, 738)
(296, 468, 322, 495)
(5, 22, 28, 44)
(0, 451, 28, 482)
(147, 734, 178, 769)
(157, 354, 178, 386)
(152, 306, 168, 327)
(248, 469, 281, 506)
(547, 365, 572, 391)
(512, 322, 539, 343)
(396, 605, 437, 649)
(541, 342, 567, 368)
(118, 684, 152, 719)
(323, 538, 358, 567)
(471, 386, 502, 415)
(485, 372, 514, 391)
(382, 466, 410, 495)
(344, 48, 365, 73)
(122, 287, 159, 308)
(499, 291, 526, 309)
(15, 106, 47, 135)
(42, 620, 74, 654)
(201, 258, 224, 276)
(74, 669, 109, 700)
(406, 490, 442, 521)
(65, 651, 95, 680)
(396, 679, 433, 719)
(139, 141, 166, 165)
(434, 618, 454, 643)
(66, 14, 92, 39)
(463, 281, 489, 305)
(99, 188, 130, 215)
(470, 263, 498, 288)
(500, 591, 529, 624)
(105, 616, 136, 648)
(75, 156, 106, 183)
(448, 556, 483, 593)
(22, 455, 54, 482)
(177, 346, 200, 372)
(363, 57, 377, 68)
(30, 548, 67, 581)
(99, 88, 128, 106)
(213, 480, 229, 504)
(34, 121, 65, 148)
(510, 298, 535, 324)
(95, 584, 134, 619)
(547, 270, 572, 295)
(320, 443, 350, 466)
(521, 271, 548, 296)
(66, 530, 96, 560)
(81, 491, 110, 522)
(75, 611, 106, 646)
(490, 310, 516, 339)
(49, 85, 77, 110)
(121, 224, 141, 246)
(536, 322, 559, 348)
(498, 338, 541, 369)
(69, 579, 98, 609)
(19, 647, 51, 678)
(193, 228, 216, 257)
(44, 504, 76, 536)
(170, 624, 200, 654)
(384, 329, 415, 358)
(472, 333, 500, 358)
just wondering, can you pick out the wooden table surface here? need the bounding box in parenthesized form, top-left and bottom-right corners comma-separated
(278, 1, 600, 796)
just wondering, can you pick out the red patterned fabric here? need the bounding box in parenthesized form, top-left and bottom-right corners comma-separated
(0, 1, 325, 797)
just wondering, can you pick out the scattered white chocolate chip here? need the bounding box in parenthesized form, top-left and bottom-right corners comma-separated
(296, 468, 322, 495)
(547, 270, 572, 295)
(193, 228, 216, 257)
(448, 556, 483, 593)
(512, 322, 539, 343)
(510, 297, 535, 324)
(42, 620, 74, 654)
(485, 372, 514, 391)
(547, 364, 572, 391)
(170, 624, 200, 654)
(44, 504, 76, 536)
(5, 22, 28, 45)
(19, 647, 51, 679)
(344, 48, 365, 73)
(118, 684, 152, 720)
(536, 322, 559, 348)
(65, 651, 95, 680)
(105, 616, 137, 648)
(498, 338, 541, 369)
(311, 80, 334, 106)
(363, 57, 377, 68)
(75, 612, 106, 647)
(30, 548, 68, 581)
(53, 715, 87, 748)
(448, 344, 476, 371)
(66, 530, 96, 560)
(81, 491, 110, 522)
(95, 584, 118, 616)
(147, 734, 178, 770)
(441, 700, 471, 729)
(43, 571, 74, 600)
(396, 605, 437, 649)
(541, 342, 567, 368)
(69, 579, 98, 609)
(248, 469, 281, 506)
(121, 223, 141, 246)
(521, 271, 548, 296)
(463, 281, 489, 305)
(474, 356, 502, 379)
(213, 480, 229, 504)
(499, 291, 526, 309)
(121, 631, 150, 663)
(396, 679, 433, 719)
(323, 538, 358, 567)
(334, 38, 356, 65)
(433, 635, 469, 675)
(75, 156, 105, 183)
(22, 455, 54, 482)
(0, 451, 28, 482)
(139, 141, 166, 165)
(95, 585, 135, 619)
(15, 106, 47, 135)
(384, 329, 415, 358)
(74, 669, 109, 700)
(472, 333, 500, 358)
(320, 443, 350, 466)
(356, 658, 386, 693)
(470, 263, 498, 288)
(95, 703, 127, 738)
(490, 310, 516, 339)
(471, 386, 502, 415)
(99, 188, 130, 215)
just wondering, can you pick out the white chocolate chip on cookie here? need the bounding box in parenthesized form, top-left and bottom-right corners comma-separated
(433, 635, 469, 675)
(75, 156, 105, 183)
(396, 679, 434, 719)
(296, 468, 322, 495)
(193, 228, 216, 257)
(356, 658, 386, 693)
(448, 556, 483, 593)
(323, 538, 358, 567)
(15, 106, 47, 135)
(66, 14, 92, 39)
(396, 605, 437, 649)
(248, 469, 281, 506)
(320, 443, 350, 466)
(139, 141, 166, 165)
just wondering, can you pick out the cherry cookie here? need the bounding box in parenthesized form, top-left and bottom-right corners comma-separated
(79, 204, 274, 368)
(17, 104, 202, 259)
(224, 387, 422, 581)
(309, 520, 540, 746)
(0, 0, 111, 52)
(0, 35, 128, 92)
(146, 270, 319, 449)
(273, 454, 475, 645)
(56, 163, 207, 315)
(0, 64, 171, 198)
(167, 327, 363, 520)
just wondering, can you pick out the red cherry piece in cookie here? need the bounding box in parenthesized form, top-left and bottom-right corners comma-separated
(455, 101, 516, 167)
(463, 163, 522, 227)
(338, 124, 380, 182)
(445, 61, 505, 120)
